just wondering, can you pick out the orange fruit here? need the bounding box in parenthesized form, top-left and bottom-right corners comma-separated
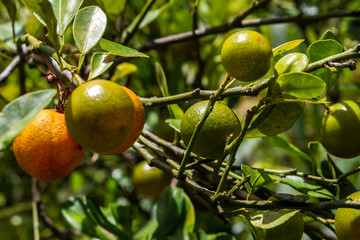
(65, 80, 136, 153)
(335, 191, 360, 240)
(101, 86, 145, 155)
(13, 109, 85, 181)
(221, 30, 273, 82)
(320, 100, 360, 158)
(131, 161, 172, 199)
(180, 100, 241, 159)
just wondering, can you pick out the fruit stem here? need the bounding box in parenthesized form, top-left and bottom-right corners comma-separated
(177, 74, 232, 179)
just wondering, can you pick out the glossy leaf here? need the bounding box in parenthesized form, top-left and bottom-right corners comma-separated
(263, 135, 312, 162)
(272, 39, 304, 56)
(22, 0, 59, 49)
(306, 39, 343, 88)
(134, 220, 158, 240)
(246, 103, 303, 138)
(73, 6, 107, 54)
(275, 175, 334, 199)
(99, 38, 149, 58)
(274, 72, 326, 99)
(0, 89, 57, 150)
(274, 53, 309, 75)
(242, 165, 277, 199)
(50, 0, 83, 35)
(166, 119, 181, 133)
(88, 53, 113, 80)
(154, 187, 185, 237)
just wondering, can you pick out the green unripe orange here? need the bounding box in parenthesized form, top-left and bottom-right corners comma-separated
(131, 161, 172, 199)
(335, 191, 360, 240)
(320, 100, 360, 158)
(180, 100, 241, 159)
(221, 30, 273, 82)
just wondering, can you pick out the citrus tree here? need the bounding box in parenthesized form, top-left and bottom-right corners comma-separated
(1, 0, 360, 239)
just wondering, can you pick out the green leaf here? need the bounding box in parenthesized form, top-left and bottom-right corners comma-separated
(110, 203, 132, 238)
(88, 53, 113, 80)
(263, 135, 312, 162)
(246, 103, 303, 138)
(73, 6, 107, 54)
(274, 175, 334, 199)
(51, 0, 83, 36)
(1, 0, 16, 22)
(99, 38, 149, 58)
(309, 141, 333, 179)
(139, 0, 177, 29)
(0, 89, 57, 151)
(320, 30, 339, 42)
(274, 53, 309, 75)
(154, 187, 185, 237)
(166, 119, 181, 133)
(61, 197, 129, 240)
(134, 219, 158, 240)
(241, 165, 277, 199)
(309, 142, 357, 199)
(272, 39, 304, 56)
(155, 63, 183, 119)
(306, 39, 343, 88)
(155, 62, 170, 97)
(274, 72, 326, 99)
(22, 0, 59, 49)
(1, 0, 16, 41)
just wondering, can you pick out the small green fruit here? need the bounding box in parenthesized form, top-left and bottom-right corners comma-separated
(221, 30, 273, 82)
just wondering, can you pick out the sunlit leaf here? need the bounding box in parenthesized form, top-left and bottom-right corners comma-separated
(306, 39, 343, 88)
(166, 119, 181, 133)
(88, 53, 113, 80)
(274, 53, 309, 75)
(22, 0, 59, 49)
(272, 39, 304, 56)
(274, 72, 326, 99)
(242, 165, 277, 199)
(0, 89, 57, 150)
(73, 6, 107, 54)
(50, 0, 83, 36)
(99, 38, 149, 58)
(275, 175, 334, 199)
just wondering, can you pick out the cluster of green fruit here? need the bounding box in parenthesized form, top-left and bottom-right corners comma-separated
(179, 30, 360, 240)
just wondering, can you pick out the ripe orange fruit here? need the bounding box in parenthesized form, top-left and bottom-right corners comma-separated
(131, 161, 172, 199)
(180, 100, 241, 159)
(221, 30, 273, 82)
(65, 80, 136, 153)
(320, 100, 360, 158)
(13, 109, 85, 181)
(335, 191, 360, 240)
(101, 86, 145, 155)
